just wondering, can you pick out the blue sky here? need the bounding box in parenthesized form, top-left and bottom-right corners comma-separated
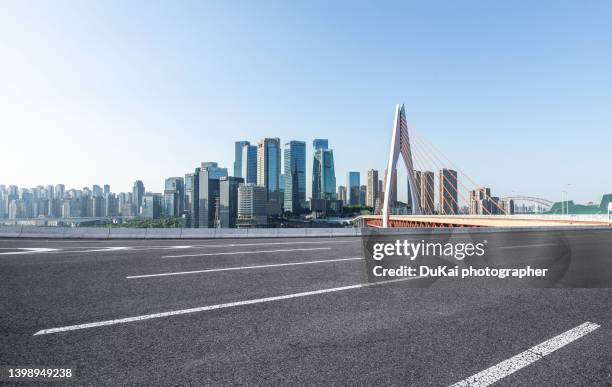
(1, 0, 611, 204)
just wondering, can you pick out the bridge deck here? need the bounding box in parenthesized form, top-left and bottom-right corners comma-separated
(362, 215, 612, 228)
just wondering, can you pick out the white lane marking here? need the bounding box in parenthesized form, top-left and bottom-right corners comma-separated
(162, 247, 333, 259)
(0, 248, 61, 255)
(126, 257, 363, 279)
(498, 243, 560, 249)
(33, 277, 420, 335)
(450, 321, 600, 387)
(0, 240, 357, 255)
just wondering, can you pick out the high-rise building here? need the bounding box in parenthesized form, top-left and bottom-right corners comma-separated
(234, 141, 250, 178)
(501, 199, 515, 215)
(164, 177, 185, 217)
(420, 171, 435, 214)
(103, 184, 110, 195)
(237, 183, 268, 228)
(92, 185, 103, 198)
(184, 173, 193, 219)
(359, 185, 367, 206)
(132, 180, 145, 217)
(313, 139, 328, 151)
(141, 193, 162, 219)
(337, 185, 347, 204)
(470, 188, 492, 215)
(219, 176, 244, 228)
(366, 170, 379, 208)
(347, 172, 360, 205)
(438, 169, 458, 215)
(283, 141, 306, 214)
(241, 144, 257, 184)
(312, 142, 336, 201)
(194, 163, 226, 228)
(257, 138, 282, 215)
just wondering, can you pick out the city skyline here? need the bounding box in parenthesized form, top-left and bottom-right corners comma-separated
(2, 1, 611, 203)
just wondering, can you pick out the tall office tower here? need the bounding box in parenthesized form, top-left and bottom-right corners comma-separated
(234, 141, 250, 178)
(501, 199, 515, 215)
(237, 183, 268, 228)
(283, 141, 306, 214)
(141, 193, 162, 219)
(54, 184, 65, 200)
(0, 186, 6, 219)
(219, 176, 244, 228)
(117, 193, 129, 216)
(420, 171, 435, 214)
(201, 161, 228, 179)
(184, 173, 193, 218)
(312, 141, 336, 200)
(469, 187, 492, 215)
(163, 177, 185, 217)
(132, 180, 145, 216)
(92, 185, 103, 197)
(337, 186, 347, 204)
(366, 170, 379, 208)
(240, 144, 257, 184)
(104, 193, 117, 217)
(347, 172, 360, 205)
(438, 169, 458, 215)
(313, 139, 328, 151)
(103, 184, 110, 195)
(257, 138, 282, 214)
(359, 185, 367, 206)
(195, 163, 226, 228)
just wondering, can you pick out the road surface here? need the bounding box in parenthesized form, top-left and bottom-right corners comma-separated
(1, 230, 611, 385)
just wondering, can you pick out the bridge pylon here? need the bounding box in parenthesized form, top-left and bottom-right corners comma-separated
(382, 104, 421, 228)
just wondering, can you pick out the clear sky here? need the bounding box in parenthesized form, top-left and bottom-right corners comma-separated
(1, 0, 611, 204)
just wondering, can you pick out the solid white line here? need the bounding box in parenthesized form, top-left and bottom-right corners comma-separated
(126, 257, 362, 279)
(450, 321, 600, 387)
(33, 277, 419, 336)
(162, 247, 333, 258)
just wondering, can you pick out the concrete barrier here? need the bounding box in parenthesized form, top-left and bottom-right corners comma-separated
(179, 228, 216, 239)
(213, 229, 248, 238)
(331, 228, 360, 237)
(66, 228, 111, 239)
(0, 225, 22, 238)
(246, 228, 280, 238)
(18, 226, 67, 239)
(144, 228, 182, 239)
(108, 228, 147, 239)
(276, 229, 308, 238)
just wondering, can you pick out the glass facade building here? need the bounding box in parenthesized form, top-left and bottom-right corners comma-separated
(283, 141, 306, 214)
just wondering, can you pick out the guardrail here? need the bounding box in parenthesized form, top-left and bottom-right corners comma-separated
(0, 226, 362, 239)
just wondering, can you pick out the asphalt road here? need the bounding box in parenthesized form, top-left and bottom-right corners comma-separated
(1, 229, 611, 385)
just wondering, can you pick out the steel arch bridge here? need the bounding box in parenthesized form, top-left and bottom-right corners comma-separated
(501, 196, 554, 209)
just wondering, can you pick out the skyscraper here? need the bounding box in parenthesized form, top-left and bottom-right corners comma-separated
(237, 183, 268, 228)
(184, 173, 193, 218)
(366, 170, 379, 208)
(337, 186, 347, 204)
(312, 145, 336, 200)
(257, 138, 282, 215)
(420, 171, 435, 214)
(141, 193, 162, 219)
(313, 138, 328, 151)
(241, 144, 257, 184)
(219, 176, 244, 228)
(164, 177, 185, 217)
(283, 141, 306, 214)
(132, 180, 145, 217)
(103, 184, 110, 195)
(195, 163, 227, 228)
(347, 172, 360, 205)
(234, 141, 250, 178)
(438, 169, 458, 215)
